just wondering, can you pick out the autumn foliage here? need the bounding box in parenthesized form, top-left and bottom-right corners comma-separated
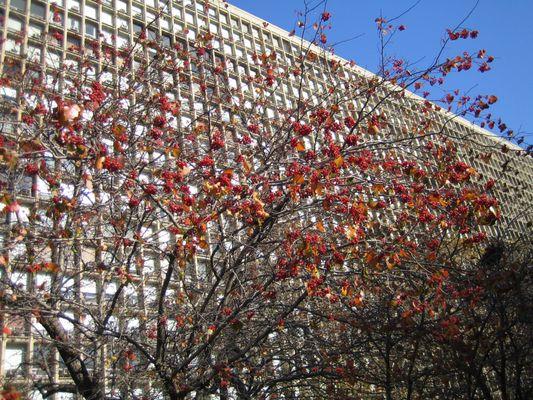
(0, 1, 530, 399)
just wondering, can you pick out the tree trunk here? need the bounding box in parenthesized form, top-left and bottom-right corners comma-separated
(37, 313, 103, 400)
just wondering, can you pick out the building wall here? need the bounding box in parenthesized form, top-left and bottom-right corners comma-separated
(0, 0, 531, 399)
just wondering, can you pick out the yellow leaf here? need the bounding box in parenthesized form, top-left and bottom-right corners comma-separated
(252, 191, 264, 206)
(334, 155, 344, 167)
(242, 158, 252, 173)
(345, 225, 358, 240)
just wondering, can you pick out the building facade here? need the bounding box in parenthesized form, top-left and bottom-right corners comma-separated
(0, 0, 532, 399)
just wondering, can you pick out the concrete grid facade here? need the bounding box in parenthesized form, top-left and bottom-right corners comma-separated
(0, 0, 532, 399)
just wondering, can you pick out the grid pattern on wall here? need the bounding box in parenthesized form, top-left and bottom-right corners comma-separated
(1, 0, 530, 224)
(0, 0, 532, 399)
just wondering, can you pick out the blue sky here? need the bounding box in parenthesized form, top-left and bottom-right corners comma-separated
(229, 0, 532, 146)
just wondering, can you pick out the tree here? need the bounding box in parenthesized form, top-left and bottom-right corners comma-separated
(424, 239, 533, 400)
(314, 236, 532, 400)
(0, 1, 527, 399)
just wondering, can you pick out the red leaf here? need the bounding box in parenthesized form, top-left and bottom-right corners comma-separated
(478, 62, 491, 73)
(4, 201, 20, 213)
(447, 30, 459, 41)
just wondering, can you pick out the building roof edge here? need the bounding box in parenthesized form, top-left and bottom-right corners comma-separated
(218, 0, 524, 152)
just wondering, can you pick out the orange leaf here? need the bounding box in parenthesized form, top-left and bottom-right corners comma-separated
(60, 104, 82, 125)
(295, 141, 306, 152)
(171, 147, 181, 158)
(43, 262, 60, 273)
(463, 190, 477, 201)
(179, 166, 191, 177)
(369, 124, 380, 135)
(293, 174, 305, 184)
(95, 156, 105, 170)
(372, 184, 385, 195)
(368, 200, 379, 209)
(398, 249, 409, 259)
(112, 124, 126, 137)
(85, 174, 93, 190)
(334, 155, 344, 167)
(364, 250, 379, 267)
(316, 221, 325, 233)
(315, 184, 324, 195)
(306, 52, 317, 62)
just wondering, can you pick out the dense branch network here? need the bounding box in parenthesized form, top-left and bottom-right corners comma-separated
(0, 1, 531, 399)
